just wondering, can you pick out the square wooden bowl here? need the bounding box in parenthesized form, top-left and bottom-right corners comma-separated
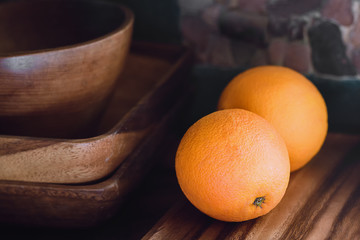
(0, 42, 192, 227)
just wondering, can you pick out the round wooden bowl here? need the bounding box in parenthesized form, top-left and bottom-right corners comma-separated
(0, 0, 133, 138)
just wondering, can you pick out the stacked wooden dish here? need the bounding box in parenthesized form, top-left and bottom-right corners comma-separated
(0, 0, 192, 228)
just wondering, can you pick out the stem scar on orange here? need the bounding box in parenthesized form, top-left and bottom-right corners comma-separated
(175, 109, 290, 222)
(218, 66, 328, 172)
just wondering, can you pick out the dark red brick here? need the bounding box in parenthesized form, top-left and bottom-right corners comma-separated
(250, 49, 269, 66)
(206, 34, 236, 67)
(268, 38, 287, 65)
(267, 0, 322, 18)
(350, 17, 360, 47)
(308, 20, 356, 76)
(284, 41, 312, 74)
(219, 9, 268, 46)
(201, 3, 223, 31)
(230, 0, 268, 14)
(180, 15, 213, 52)
(321, 0, 354, 26)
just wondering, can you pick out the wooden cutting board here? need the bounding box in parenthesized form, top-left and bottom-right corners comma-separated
(142, 133, 360, 240)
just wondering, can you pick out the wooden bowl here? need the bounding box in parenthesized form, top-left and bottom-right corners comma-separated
(0, 0, 134, 138)
(0, 42, 192, 184)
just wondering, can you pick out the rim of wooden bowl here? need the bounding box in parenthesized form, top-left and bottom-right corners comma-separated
(0, 0, 134, 58)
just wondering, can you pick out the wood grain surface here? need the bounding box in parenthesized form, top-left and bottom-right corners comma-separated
(143, 133, 360, 240)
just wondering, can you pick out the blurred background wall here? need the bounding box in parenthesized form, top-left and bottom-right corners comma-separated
(179, 0, 360, 78)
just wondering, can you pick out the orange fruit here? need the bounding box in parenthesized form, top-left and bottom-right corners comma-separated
(175, 109, 290, 222)
(218, 66, 328, 172)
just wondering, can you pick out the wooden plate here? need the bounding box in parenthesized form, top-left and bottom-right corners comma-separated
(0, 42, 193, 227)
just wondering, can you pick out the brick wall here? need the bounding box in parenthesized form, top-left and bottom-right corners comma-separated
(179, 0, 360, 80)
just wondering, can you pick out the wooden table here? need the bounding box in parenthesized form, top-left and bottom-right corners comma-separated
(1, 132, 359, 239)
(143, 133, 360, 240)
